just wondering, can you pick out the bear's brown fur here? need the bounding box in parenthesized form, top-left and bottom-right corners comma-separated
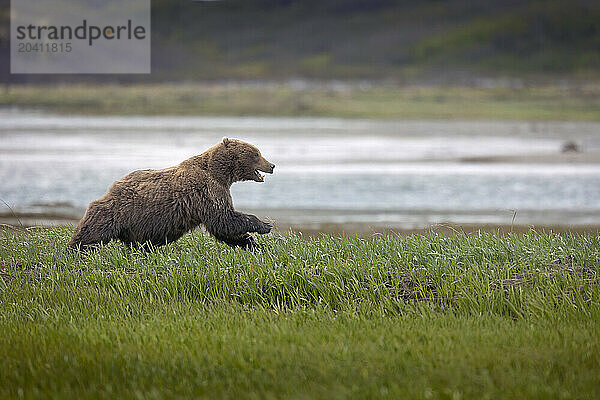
(67, 138, 275, 250)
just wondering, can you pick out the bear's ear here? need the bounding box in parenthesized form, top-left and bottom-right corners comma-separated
(222, 137, 230, 147)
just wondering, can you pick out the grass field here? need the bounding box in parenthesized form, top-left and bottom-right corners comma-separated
(1, 227, 599, 399)
(2, 83, 600, 120)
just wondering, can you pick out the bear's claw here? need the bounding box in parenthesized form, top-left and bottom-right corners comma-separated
(258, 222, 273, 234)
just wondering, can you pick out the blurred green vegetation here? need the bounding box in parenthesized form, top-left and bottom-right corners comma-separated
(2, 83, 599, 120)
(146, 0, 600, 80)
(410, 2, 600, 74)
(2, 0, 599, 81)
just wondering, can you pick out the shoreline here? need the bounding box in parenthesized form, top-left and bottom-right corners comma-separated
(460, 151, 600, 164)
(2, 212, 598, 237)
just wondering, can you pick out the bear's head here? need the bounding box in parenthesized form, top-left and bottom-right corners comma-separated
(209, 138, 275, 185)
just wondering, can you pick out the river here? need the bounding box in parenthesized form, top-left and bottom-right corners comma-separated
(1, 109, 600, 231)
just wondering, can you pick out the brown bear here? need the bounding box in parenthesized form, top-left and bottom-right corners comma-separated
(67, 138, 275, 250)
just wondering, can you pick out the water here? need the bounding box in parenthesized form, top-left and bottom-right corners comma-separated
(1, 109, 600, 229)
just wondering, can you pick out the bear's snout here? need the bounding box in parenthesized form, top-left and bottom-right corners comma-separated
(257, 159, 275, 174)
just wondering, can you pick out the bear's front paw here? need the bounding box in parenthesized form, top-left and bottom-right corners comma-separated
(247, 215, 272, 234)
(254, 220, 272, 235)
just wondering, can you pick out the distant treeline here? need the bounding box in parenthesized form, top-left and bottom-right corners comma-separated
(1, 0, 599, 83)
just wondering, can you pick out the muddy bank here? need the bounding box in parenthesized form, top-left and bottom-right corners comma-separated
(460, 151, 600, 164)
